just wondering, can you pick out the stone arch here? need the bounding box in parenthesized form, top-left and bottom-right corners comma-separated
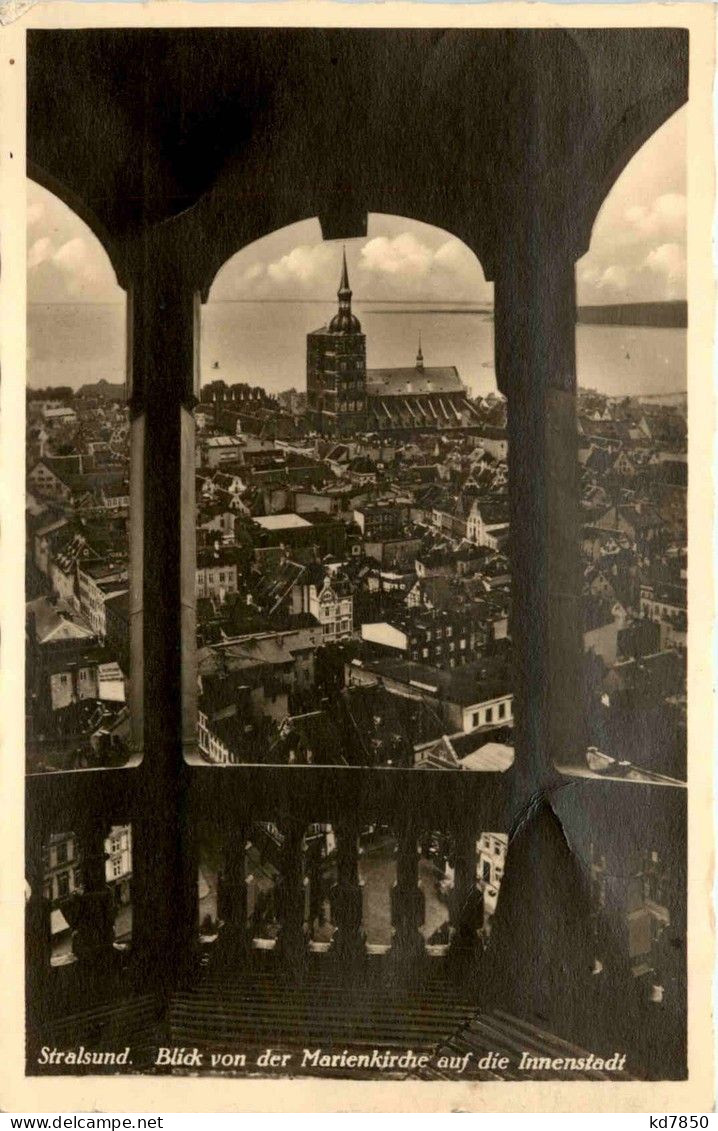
(28, 164, 129, 292)
(202, 211, 491, 305)
(572, 74, 687, 261)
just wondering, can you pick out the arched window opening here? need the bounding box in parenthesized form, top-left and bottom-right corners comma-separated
(191, 216, 512, 966)
(577, 107, 687, 400)
(192, 215, 517, 776)
(26, 180, 133, 776)
(573, 107, 687, 781)
(561, 109, 687, 1023)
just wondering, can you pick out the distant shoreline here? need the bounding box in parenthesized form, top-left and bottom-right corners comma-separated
(363, 308, 492, 316)
(29, 298, 686, 328)
(576, 301, 687, 328)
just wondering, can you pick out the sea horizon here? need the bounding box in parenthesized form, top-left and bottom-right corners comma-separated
(28, 298, 687, 400)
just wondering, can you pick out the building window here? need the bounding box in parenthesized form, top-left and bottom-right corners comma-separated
(472, 712, 479, 728)
(485, 707, 493, 724)
(56, 871, 70, 899)
(498, 702, 506, 719)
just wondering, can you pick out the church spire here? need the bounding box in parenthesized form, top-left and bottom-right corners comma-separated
(416, 333, 424, 371)
(338, 245, 351, 300)
(328, 246, 361, 334)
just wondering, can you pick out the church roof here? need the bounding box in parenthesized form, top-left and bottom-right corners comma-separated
(366, 367, 463, 396)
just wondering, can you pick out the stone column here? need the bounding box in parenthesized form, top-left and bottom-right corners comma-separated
(391, 824, 425, 972)
(127, 251, 200, 993)
(487, 227, 592, 1027)
(216, 822, 251, 961)
(329, 819, 366, 966)
(448, 827, 483, 969)
(493, 232, 585, 792)
(276, 821, 309, 970)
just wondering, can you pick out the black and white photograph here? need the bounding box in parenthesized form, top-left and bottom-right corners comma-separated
(9, 8, 713, 1111)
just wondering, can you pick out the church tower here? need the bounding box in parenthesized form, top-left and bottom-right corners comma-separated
(306, 249, 367, 436)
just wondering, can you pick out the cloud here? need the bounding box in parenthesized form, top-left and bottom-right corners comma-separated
(356, 231, 487, 300)
(358, 233, 481, 290)
(433, 238, 477, 273)
(27, 200, 45, 228)
(578, 110, 686, 306)
(241, 262, 264, 283)
(53, 237, 89, 271)
(51, 237, 106, 296)
(624, 193, 686, 241)
(28, 228, 115, 300)
(645, 242, 686, 297)
(266, 243, 336, 286)
(209, 223, 490, 303)
(28, 236, 52, 269)
(27, 180, 123, 304)
(579, 245, 686, 304)
(360, 232, 435, 278)
(594, 266, 630, 294)
(579, 188, 686, 305)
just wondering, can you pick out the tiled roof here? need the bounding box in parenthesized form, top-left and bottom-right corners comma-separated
(366, 368, 463, 396)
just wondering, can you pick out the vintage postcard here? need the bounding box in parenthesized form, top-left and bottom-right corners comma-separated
(0, 0, 714, 1113)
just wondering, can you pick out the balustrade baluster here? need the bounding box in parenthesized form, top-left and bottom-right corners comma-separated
(391, 825, 425, 968)
(25, 830, 52, 1049)
(67, 816, 120, 973)
(216, 822, 250, 961)
(329, 820, 365, 966)
(276, 822, 308, 969)
(449, 826, 483, 970)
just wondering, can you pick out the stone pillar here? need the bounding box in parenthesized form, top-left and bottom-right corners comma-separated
(391, 824, 425, 972)
(493, 233, 585, 791)
(487, 228, 591, 1030)
(448, 827, 483, 968)
(329, 819, 366, 966)
(127, 254, 200, 993)
(276, 821, 308, 969)
(216, 822, 251, 960)
(64, 817, 117, 968)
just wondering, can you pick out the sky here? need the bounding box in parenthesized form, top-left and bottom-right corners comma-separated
(27, 105, 686, 309)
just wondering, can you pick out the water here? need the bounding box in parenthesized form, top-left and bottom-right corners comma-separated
(28, 301, 687, 400)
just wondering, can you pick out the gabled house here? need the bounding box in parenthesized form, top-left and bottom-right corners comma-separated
(466, 496, 510, 549)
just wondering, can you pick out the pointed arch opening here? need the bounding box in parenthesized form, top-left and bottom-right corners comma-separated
(191, 214, 515, 775)
(26, 178, 135, 778)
